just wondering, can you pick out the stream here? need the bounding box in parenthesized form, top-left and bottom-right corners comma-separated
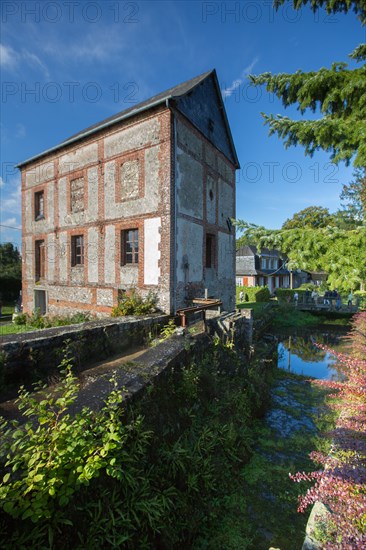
(276, 328, 348, 380)
(240, 328, 346, 549)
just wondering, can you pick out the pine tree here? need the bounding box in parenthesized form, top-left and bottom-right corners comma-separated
(250, 0, 366, 166)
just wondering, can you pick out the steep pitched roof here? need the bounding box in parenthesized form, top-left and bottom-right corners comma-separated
(65, 71, 213, 143)
(236, 245, 286, 259)
(17, 70, 239, 168)
(236, 245, 291, 276)
(236, 255, 257, 276)
(236, 245, 257, 257)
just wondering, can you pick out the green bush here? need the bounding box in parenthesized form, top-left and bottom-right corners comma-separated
(275, 289, 296, 302)
(0, 357, 156, 537)
(354, 290, 366, 308)
(275, 288, 309, 303)
(0, 337, 273, 548)
(12, 313, 27, 326)
(12, 310, 91, 330)
(111, 289, 157, 317)
(236, 286, 271, 303)
(297, 283, 316, 291)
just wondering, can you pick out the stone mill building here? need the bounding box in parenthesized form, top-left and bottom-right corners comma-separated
(18, 70, 240, 316)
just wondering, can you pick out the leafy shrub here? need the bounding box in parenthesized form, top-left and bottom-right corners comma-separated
(236, 285, 271, 303)
(0, 333, 273, 548)
(111, 289, 157, 317)
(275, 288, 311, 303)
(297, 283, 320, 292)
(275, 288, 296, 302)
(151, 319, 177, 346)
(290, 311, 366, 547)
(0, 355, 155, 533)
(12, 313, 27, 326)
(354, 290, 366, 308)
(12, 310, 91, 330)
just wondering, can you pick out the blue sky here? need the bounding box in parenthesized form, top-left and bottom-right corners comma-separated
(1, 0, 364, 249)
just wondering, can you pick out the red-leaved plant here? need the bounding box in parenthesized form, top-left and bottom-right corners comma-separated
(290, 311, 366, 549)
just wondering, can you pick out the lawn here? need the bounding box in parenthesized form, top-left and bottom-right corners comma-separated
(1, 303, 15, 316)
(0, 323, 33, 336)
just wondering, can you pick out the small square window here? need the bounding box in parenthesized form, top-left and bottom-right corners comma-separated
(35, 191, 44, 220)
(71, 235, 84, 266)
(121, 229, 139, 265)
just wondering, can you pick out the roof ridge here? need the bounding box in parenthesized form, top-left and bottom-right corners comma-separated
(17, 70, 215, 168)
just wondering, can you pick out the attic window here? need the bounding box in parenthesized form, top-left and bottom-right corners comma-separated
(208, 118, 214, 133)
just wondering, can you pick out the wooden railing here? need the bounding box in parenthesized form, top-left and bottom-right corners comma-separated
(176, 299, 222, 327)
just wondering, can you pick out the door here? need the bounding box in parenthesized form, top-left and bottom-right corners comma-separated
(34, 289, 47, 315)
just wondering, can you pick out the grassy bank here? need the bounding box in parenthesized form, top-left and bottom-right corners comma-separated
(271, 304, 353, 328)
(0, 338, 274, 548)
(238, 369, 335, 549)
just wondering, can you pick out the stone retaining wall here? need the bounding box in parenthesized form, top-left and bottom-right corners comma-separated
(0, 314, 169, 397)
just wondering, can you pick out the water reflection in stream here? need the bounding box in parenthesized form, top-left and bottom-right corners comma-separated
(276, 329, 348, 380)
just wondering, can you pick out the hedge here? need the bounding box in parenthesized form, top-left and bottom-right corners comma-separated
(236, 286, 271, 303)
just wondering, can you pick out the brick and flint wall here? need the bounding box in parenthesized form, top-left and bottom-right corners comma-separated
(21, 106, 173, 316)
(21, 89, 237, 317)
(174, 111, 236, 312)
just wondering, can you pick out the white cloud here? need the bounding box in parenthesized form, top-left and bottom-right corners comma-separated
(0, 43, 49, 77)
(0, 175, 21, 216)
(0, 176, 22, 247)
(22, 50, 49, 78)
(0, 215, 22, 247)
(41, 24, 137, 66)
(1, 216, 21, 229)
(221, 58, 259, 98)
(0, 44, 18, 69)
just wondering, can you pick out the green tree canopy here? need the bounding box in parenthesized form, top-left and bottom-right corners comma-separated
(250, 0, 366, 166)
(0, 243, 21, 279)
(340, 167, 366, 221)
(282, 206, 336, 229)
(236, 220, 366, 291)
(274, 0, 365, 23)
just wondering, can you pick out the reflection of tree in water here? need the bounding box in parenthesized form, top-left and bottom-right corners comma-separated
(280, 333, 341, 363)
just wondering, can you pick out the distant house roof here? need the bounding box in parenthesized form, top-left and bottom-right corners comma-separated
(236, 245, 290, 276)
(258, 269, 291, 276)
(236, 245, 286, 259)
(17, 69, 239, 169)
(236, 255, 257, 276)
(236, 245, 256, 257)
